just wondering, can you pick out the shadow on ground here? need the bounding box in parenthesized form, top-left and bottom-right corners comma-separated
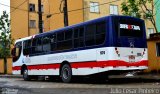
(23, 76, 160, 85)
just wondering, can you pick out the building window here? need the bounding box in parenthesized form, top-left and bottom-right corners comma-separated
(90, 2, 99, 13)
(110, 5, 118, 15)
(29, 20, 36, 28)
(29, 4, 35, 12)
(147, 28, 154, 38)
(156, 43, 160, 57)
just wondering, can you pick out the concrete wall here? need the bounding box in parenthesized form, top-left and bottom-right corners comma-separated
(48, 0, 84, 30)
(0, 58, 12, 74)
(147, 40, 160, 72)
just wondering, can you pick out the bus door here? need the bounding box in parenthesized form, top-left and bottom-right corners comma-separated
(12, 42, 22, 63)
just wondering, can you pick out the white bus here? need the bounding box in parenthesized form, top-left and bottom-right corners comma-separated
(12, 15, 148, 83)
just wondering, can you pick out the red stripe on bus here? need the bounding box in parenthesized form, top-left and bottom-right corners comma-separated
(12, 66, 21, 70)
(12, 60, 148, 71)
(71, 60, 148, 68)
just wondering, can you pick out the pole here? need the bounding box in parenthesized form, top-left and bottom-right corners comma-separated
(38, 0, 43, 33)
(63, 0, 68, 27)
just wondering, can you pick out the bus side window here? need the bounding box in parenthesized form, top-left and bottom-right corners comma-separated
(96, 22, 106, 45)
(35, 38, 43, 54)
(74, 27, 84, 48)
(50, 33, 57, 51)
(74, 29, 79, 48)
(43, 36, 51, 52)
(85, 24, 96, 46)
(31, 38, 37, 54)
(23, 40, 31, 55)
(57, 31, 64, 41)
(57, 32, 65, 50)
(57, 30, 73, 50)
(79, 28, 84, 47)
(31, 37, 43, 54)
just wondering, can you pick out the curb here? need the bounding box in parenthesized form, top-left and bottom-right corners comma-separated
(0, 75, 22, 78)
(109, 74, 160, 80)
(0, 74, 159, 80)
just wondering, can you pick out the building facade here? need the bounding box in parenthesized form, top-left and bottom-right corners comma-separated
(11, 0, 84, 40)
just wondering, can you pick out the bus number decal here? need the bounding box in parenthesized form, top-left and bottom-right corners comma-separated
(100, 51, 105, 55)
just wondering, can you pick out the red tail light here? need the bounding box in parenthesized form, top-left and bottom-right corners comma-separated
(142, 48, 146, 55)
(115, 47, 119, 55)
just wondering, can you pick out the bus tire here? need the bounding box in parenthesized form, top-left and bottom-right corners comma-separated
(61, 64, 72, 83)
(23, 68, 30, 81)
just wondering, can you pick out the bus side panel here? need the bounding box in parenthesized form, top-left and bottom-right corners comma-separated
(23, 49, 98, 76)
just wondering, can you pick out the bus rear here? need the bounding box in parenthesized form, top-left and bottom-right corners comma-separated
(108, 16, 148, 72)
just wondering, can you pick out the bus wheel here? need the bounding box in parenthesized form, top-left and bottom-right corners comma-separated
(61, 64, 72, 83)
(23, 68, 30, 81)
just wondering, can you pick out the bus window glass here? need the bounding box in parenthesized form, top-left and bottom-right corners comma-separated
(57, 30, 73, 51)
(74, 27, 84, 48)
(63, 40, 72, 50)
(50, 34, 57, 51)
(35, 38, 43, 53)
(57, 32, 64, 41)
(79, 28, 84, 47)
(96, 22, 106, 45)
(43, 36, 51, 52)
(74, 39, 79, 48)
(32, 38, 37, 46)
(64, 30, 73, 49)
(79, 28, 84, 37)
(79, 38, 84, 47)
(96, 22, 106, 34)
(65, 30, 73, 40)
(13, 42, 22, 62)
(74, 29, 79, 38)
(114, 18, 143, 37)
(31, 38, 37, 54)
(96, 34, 105, 45)
(85, 24, 96, 46)
(119, 23, 142, 37)
(23, 40, 31, 55)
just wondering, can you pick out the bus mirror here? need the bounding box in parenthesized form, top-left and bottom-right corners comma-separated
(11, 48, 16, 56)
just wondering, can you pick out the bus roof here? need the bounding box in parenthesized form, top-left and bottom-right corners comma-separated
(15, 15, 143, 43)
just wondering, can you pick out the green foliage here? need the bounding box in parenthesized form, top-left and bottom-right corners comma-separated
(0, 11, 13, 58)
(121, 0, 158, 33)
(121, 0, 141, 18)
(121, 0, 154, 18)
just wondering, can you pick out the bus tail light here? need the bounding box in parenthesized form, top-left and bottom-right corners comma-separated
(115, 47, 120, 56)
(142, 48, 146, 55)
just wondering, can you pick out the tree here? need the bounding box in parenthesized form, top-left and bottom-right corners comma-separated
(0, 11, 13, 74)
(121, 0, 158, 33)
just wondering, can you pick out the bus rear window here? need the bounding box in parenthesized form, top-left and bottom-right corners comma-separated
(119, 23, 143, 37)
(113, 17, 144, 38)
